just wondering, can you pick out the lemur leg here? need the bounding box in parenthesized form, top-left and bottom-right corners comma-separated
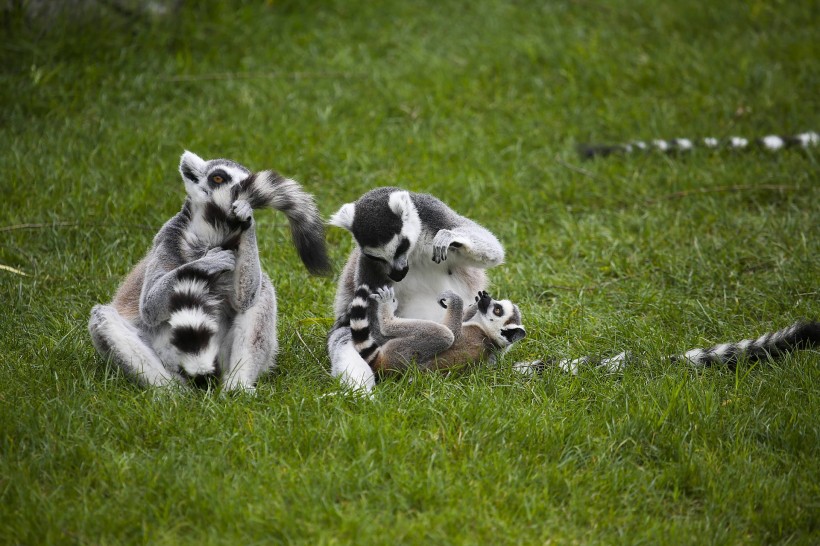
(88, 304, 182, 387)
(328, 326, 376, 393)
(222, 277, 278, 392)
(431, 221, 505, 268)
(372, 287, 455, 367)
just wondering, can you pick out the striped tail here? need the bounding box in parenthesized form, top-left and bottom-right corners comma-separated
(673, 321, 820, 368)
(168, 269, 220, 377)
(578, 131, 818, 160)
(237, 171, 331, 275)
(514, 321, 819, 376)
(348, 284, 382, 369)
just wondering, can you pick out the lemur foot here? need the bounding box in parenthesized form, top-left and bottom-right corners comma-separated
(438, 290, 460, 309)
(432, 229, 464, 263)
(476, 290, 492, 303)
(196, 247, 236, 276)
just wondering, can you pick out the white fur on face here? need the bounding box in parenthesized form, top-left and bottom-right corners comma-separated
(181, 156, 250, 206)
(470, 299, 523, 345)
(361, 233, 401, 262)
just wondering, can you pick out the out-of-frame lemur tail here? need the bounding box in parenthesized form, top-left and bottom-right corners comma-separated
(516, 320, 820, 376)
(235, 171, 331, 275)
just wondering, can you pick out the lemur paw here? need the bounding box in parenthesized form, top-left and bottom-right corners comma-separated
(432, 229, 464, 263)
(198, 247, 236, 275)
(476, 290, 492, 303)
(230, 199, 254, 230)
(370, 286, 395, 303)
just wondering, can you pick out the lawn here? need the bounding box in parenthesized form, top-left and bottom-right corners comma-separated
(1, 0, 818, 544)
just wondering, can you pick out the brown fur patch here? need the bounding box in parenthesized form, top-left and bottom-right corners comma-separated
(112, 258, 146, 321)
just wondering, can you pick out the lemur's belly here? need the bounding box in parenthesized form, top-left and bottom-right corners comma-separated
(394, 267, 481, 322)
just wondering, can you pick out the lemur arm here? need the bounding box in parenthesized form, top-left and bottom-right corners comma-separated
(228, 200, 262, 312)
(461, 301, 479, 323)
(431, 218, 504, 268)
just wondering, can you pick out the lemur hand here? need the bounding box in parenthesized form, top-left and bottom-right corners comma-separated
(230, 199, 253, 230)
(371, 286, 398, 311)
(196, 247, 236, 275)
(432, 229, 464, 263)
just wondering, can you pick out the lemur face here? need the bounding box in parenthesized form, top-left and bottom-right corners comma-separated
(471, 291, 526, 346)
(179, 151, 251, 207)
(329, 188, 421, 282)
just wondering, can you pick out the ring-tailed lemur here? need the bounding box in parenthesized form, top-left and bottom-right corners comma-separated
(578, 131, 818, 160)
(514, 320, 820, 376)
(88, 151, 330, 391)
(327, 187, 505, 393)
(350, 286, 525, 375)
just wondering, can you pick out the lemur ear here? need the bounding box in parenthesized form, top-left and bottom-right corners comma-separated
(501, 326, 526, 344)
(388, 190, 421, 241)
(328, 202, 355, 231)
(179, 150, 207, 183)
(387, 190, 412, 217)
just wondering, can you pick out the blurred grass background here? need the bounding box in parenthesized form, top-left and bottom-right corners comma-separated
(1, 1, 818, 544)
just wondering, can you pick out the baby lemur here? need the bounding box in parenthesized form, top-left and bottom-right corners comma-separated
(350, 285, 525, 376)
(88, 151, 329, 391)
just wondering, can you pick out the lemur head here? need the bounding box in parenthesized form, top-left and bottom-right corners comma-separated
(329, 187, 421, 282)
(467, 291, 526, 348)
(179, 151, 251, 208)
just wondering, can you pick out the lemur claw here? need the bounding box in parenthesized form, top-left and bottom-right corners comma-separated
(432, 229, 460, 263)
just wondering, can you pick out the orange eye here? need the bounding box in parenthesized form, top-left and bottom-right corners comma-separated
(493, 304, 503, 317)
(213, 175, 224, 184)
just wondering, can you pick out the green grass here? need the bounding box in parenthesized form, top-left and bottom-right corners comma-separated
(1, 0, 818, 543)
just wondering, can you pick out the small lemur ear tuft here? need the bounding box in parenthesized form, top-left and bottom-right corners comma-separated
(179, 150, 206, 183)
(328, 202, 355, 230)
(501, 326, 526, 344)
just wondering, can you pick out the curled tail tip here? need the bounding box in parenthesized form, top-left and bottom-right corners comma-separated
(792, 320, 820, 346)
(294, 229, 332, 276)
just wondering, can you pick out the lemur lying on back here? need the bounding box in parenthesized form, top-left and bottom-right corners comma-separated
(350, 286, 525, 375)
(327, 187, 506, 393)
(88, 151, 329, 391)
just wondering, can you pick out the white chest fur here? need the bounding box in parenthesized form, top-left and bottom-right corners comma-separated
(392, 262, 473, 322)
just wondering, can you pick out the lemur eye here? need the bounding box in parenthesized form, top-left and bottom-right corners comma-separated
(493, 304, 503, 317)
(208, 170, 230, 185)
